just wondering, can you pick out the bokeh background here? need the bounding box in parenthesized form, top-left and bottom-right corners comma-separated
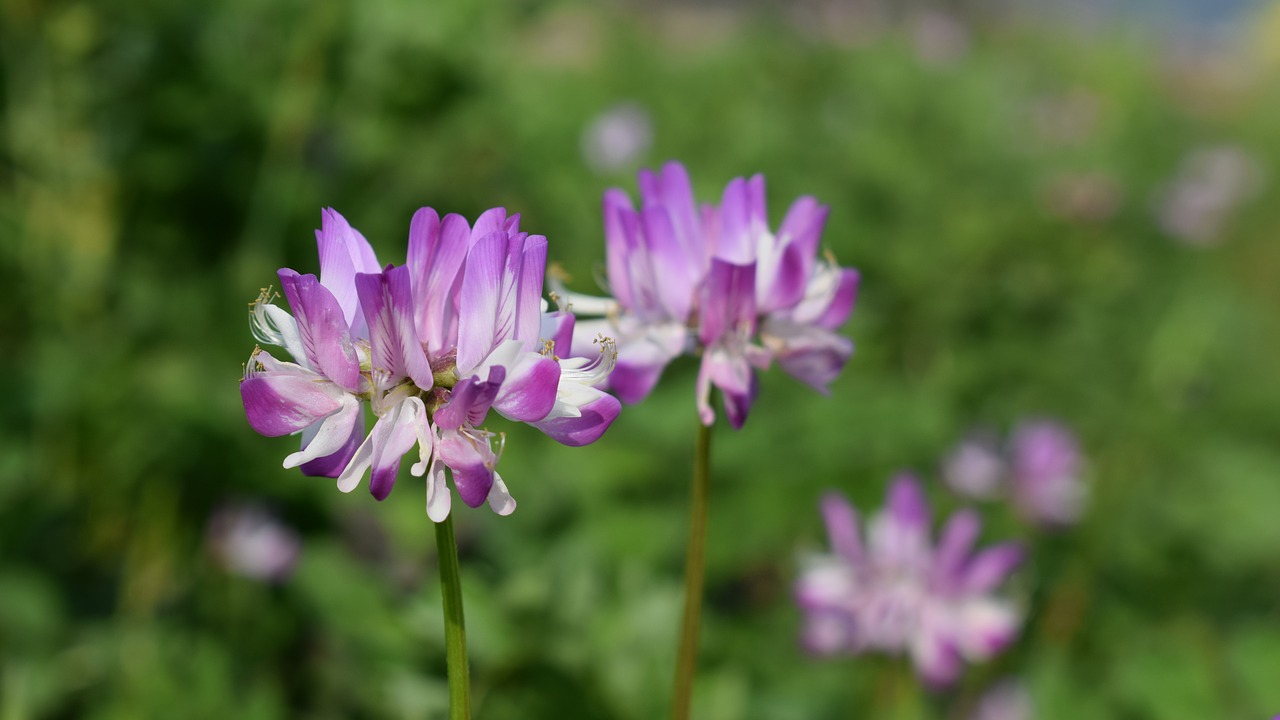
(3, 1, 1280, 718)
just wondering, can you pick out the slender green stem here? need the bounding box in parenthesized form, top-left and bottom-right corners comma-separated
(435, 514, 471, 720)
(672, 417, 714, 720)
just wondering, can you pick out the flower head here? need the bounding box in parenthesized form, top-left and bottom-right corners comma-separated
(942, 419, 1086, 528)
(557, 162, 858, 429)
(241, 208, 621, 521)
(794, 476, 1023, 687)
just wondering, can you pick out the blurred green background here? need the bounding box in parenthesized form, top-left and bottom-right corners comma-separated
(3, 1, 1280, 718)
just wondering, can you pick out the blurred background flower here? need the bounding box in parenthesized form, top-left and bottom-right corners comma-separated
(205, 503, 301, 583)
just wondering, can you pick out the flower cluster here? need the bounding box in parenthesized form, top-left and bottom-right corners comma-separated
(943, 419, 1086, 528)
(555, 162, 859, 429)
(240, 208, 620, 521)
(794, 476, 1023, 686)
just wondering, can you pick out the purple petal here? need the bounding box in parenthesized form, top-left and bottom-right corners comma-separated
(962, 544, 1023, 594)
(911, 629, 964, 687)
(434, 366, 505, 431)
(699, 259, 756, 345)
(952, 601, 1022, 658)
(814, 266, 855, 327)
(299, 403, 365, 478)
(315, 208, 379, 334)
(514, 234, 548, 350)
(277, 269, 361, 392)
(714, 175, 764, 264)
(367, 397, 425, 501)
(603, 189, 637, 309)
(456, 231, 506, 373)
(763, 320, 854, 393)
(472, 207, 509, 238)
(931, 510, 981, 591)
(408, 210, 470, 353)
(819, 492, 864, 565)
(777, 196, 828, 276)
(492, 350, 560, 422)
(437, 430, 497, 508)
(611, 357, 670, 404)
(541, 310, 575, 357)
(640, 206, 697, 321)
(531, 390, 621, 446)
(241, 363, 343, 437)
(355, 265, 434, 390)
(697, 344, 758, 429)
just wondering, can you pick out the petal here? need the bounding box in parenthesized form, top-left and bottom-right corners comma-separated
(514, 235, 548, 351)
(493, 351, 560, 422)
(284, 394, 362, 469)
(437, 429, 497, 508)
(640, 206, 697, 320)
(486, 472, 517, 516)
(698, 343, 758, 430)
(367, 397, 426, 501)
(434, 365, 505, 431)
(241, 362, 343, 437)
(472, 207, 509, 238)
(951, 599, 1022, 659)
(531, 389, 621, 446)
(699, 259, 756, 345)
(250, 299, 309, 370)
(456, 231, 506, 373)
(541, 310, 575, 356)
(931, 510, 980, 590)
(714, 174, 765, 264)
(278, 269, 361, 391)
(868, 474, 932, 569)
(299, 402, 365, 478)
(425, 454, 452, 522)
(777, 196, 828, 279)
(602, 188, 637, 308)
(316, 208, 379, 334)
(820, 492, 864, 565)
(962, 543, 1023, 595)
(911, 624, 964, 687)
(408, 209, 471, 353)
(355, 266, 434, 390)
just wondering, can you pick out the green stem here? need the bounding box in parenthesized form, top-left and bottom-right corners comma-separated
(671, 417, 714, 720)
(435, 514, 471, 720)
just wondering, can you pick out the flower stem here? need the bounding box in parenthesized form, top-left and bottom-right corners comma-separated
(435, 513, 471, 720)
(672, 417, 714, 720)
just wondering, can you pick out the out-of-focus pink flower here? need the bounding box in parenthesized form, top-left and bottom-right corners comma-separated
(943, 419, 1087, 528)
(910, 10, 969, 67)
(206, 504, 301, 583)
(971, 679, 1034, 720)
(581, 102, 653, 173)
(556, 162, 858, 429)
(1155, 145, 1265, 246)
(795, 476, 1023, 687)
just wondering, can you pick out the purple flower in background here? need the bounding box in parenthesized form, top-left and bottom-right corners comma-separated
(206, 503, 301, 583)
(581, 101, 653, 173)
(1155, 144, 1264, 247)
(1008, 420, 1085, 527)
(794, 476, 1023, 687)
(556, 161, 858, 429)
(970, 679, 1034, 720)
(241, 208, 620, 521)
(943, 419, 1087, 528)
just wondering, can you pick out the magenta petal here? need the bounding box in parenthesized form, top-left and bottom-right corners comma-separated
(699, 259, 756, 345)
(315, 208, 380, 333)
(714, 175, 762, 264)
(434, 366, 505, 431)
(610, 357, 670, 404)
(603, 189, 637, 308)
(355, 266, 434, 390)
(962, 544, 1023, 594)
(541, 311, 575, 356)
(438, 431, 496, 508)
(532, 391, 621, 446)
(472, 207, 509, 238)
(886, 475, 930, 530)
(277, 269, 361, 392)
(514, 235, 548, 350)
(300, 404, 365, 478)
(494, 352, 560, 422)
(456, 231, 506, 373)
(820, 492, 864, 565)
(408, 209, 470, 352)
(932, 510, 981, 589)
(241, 372, 343, 437)
(367, 398, 423, 501)
(778, 196, 828, 274)
(768, 323, 855, 393)
(816, 268, 860, 330)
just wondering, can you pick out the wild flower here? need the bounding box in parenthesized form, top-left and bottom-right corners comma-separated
(555, 161, 858, 428)
(240, 208, 620, 520)
(943, 419, 1086, 528)
(795, 476, 1023, 686)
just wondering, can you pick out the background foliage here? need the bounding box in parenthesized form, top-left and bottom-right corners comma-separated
(3, 1, 1280, 718)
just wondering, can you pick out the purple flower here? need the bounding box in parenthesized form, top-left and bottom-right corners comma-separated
(241, 208, 620, 521)
(943, 420, 1087, 528)
(970, 679, 1034, 720)
(206, 503, 301, 583)
(556, 162, 858, 429)
(794, 476, 1023, 687)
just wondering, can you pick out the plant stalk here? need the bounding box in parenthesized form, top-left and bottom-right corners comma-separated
(435, 513, 471, 720)
(671, 417, 714, 720)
